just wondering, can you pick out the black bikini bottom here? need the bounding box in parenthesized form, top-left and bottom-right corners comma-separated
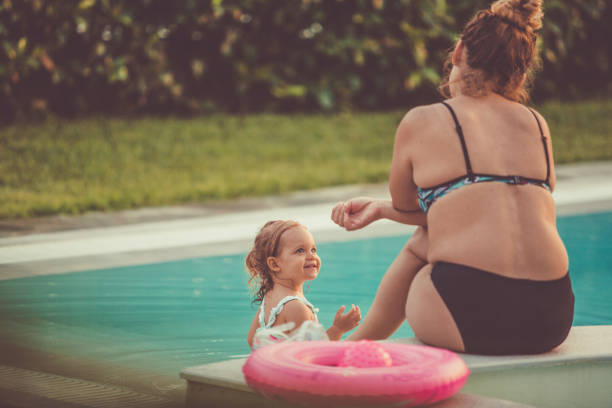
(431, 261, 574, 355)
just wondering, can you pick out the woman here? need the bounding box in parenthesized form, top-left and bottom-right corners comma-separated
(331, 0, 574, 355)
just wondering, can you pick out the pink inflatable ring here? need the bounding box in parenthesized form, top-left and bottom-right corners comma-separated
(243, 340, 469, 407)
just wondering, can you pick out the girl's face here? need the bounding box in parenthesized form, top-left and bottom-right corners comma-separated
(270, 226, 321, 286)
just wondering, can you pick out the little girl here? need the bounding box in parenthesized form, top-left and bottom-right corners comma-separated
(246, 220, 361, 348)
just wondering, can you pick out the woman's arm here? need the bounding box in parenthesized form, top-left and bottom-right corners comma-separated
(331, 107, 430, 230)
(529, 108, 557, 191)
(378, 200, 427, 226)
(389, 107, 427, 211)
(331, 197, 426, 231)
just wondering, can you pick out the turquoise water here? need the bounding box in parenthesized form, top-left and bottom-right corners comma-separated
(0, 211, 611, 376)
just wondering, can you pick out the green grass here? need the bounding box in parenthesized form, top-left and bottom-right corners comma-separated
(538, 100, 612, 163)
(1, 99, 611, 219)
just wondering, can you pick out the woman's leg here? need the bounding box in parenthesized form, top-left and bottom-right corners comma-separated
(405, 264, 465, 352)
(347, 227, 428, 341)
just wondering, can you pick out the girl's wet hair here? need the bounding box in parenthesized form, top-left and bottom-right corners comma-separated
(439, 0, 543, 102)
(246, 220, 302, 305)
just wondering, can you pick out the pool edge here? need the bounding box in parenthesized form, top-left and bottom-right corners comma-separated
(179, 325, 612, 408)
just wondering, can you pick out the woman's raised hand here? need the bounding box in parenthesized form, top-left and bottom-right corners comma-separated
(331, 197, 382, 231)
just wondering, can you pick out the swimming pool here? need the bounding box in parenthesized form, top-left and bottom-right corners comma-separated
(0, 211, 610, 377)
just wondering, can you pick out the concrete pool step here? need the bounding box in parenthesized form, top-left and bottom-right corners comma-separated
(180, 325, 612, 408)
(0, 365, 177, 408)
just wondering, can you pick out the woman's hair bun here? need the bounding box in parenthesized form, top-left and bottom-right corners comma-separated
(491, 0, 543, 31)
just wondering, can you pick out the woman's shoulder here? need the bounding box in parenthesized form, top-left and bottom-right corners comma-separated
(401, 102, 444, 123)
(523, 105, 551, 137)
(395, 102, 449, 142)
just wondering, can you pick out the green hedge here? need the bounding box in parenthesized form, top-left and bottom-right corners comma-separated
(1, 0, 610, 120)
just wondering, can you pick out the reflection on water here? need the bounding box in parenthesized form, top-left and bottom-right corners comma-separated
(0, 211, 610, 376)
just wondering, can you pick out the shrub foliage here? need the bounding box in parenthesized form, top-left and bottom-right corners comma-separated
(1, 0, 610, 119)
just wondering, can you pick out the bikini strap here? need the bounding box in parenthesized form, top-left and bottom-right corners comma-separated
(441, 102, 474, 179)
(527, 107, 551, 184)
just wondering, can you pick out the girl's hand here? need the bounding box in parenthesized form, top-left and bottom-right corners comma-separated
(331, 197, 381, 231)
(332, 304, 361, 332)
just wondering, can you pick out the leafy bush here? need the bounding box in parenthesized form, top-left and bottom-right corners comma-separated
(1, 0, 610, 120)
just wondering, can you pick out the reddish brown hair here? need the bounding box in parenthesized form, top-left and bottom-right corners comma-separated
(440, 0, 543, 102)
(245, 220, 302, 305)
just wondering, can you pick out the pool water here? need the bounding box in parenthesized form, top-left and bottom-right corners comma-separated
(0, 211, 611, 376)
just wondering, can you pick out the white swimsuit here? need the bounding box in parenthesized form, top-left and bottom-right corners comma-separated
(252, 296, 326, 350)
(257, 295, 319, 330)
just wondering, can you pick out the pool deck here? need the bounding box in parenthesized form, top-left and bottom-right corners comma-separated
(1, 160, 612, 407)
(182, 325, 612, 408)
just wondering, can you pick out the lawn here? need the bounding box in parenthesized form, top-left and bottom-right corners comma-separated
(1, 99, 611, 219)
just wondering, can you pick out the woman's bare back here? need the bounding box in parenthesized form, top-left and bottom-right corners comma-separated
(408, 95, 568, 279)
